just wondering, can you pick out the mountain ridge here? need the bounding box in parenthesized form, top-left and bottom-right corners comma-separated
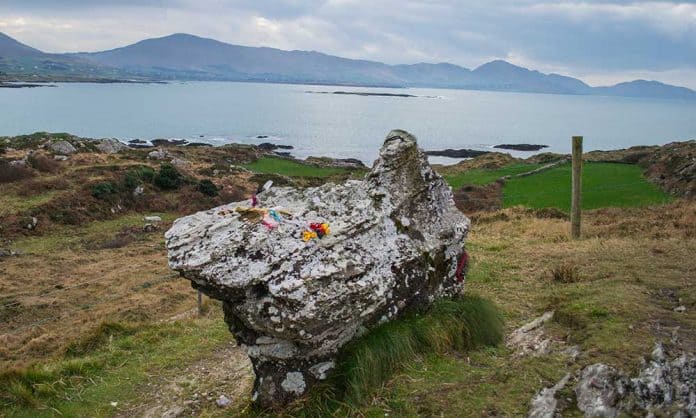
(2, 31, 694, 99)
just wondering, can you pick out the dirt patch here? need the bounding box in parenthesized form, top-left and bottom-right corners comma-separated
(117, 342, 253, 417)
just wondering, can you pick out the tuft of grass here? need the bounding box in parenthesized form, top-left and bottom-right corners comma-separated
(286, 295, 503, 416)
(65, 322, 136, 357)
(444, 163, 543, 188)
(503, 162, 672, 211)
(550, 263, 580, 283)
(243, 157, 348, 178)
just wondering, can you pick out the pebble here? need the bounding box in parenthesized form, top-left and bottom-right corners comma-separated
(674, 305, 686, 313)
(216, 394, 232, 408)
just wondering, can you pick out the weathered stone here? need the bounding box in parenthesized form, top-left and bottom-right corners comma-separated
(165, 130, 470, 407)
(507, 311, 555, 357)
(631, 343, 696, 414)
(148, 149, 169, 160)
(48, 140, 77, 155)
(575, 363, 629, 417)
(95, 138, 128, 154)
(529, 373, 570, 418)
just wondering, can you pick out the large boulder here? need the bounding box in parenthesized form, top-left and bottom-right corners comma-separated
(47, 140, 77, 155)
(165, 130, 470, 407)
(94, 138, 128, 154)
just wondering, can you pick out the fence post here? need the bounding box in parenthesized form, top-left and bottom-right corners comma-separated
(197, 290, 203, 316)
(571, 136, 583, 239)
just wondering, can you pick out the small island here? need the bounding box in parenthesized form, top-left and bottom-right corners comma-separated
(494, 144, 549, 151)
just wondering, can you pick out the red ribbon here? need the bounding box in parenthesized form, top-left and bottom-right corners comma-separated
(455, 249, 469, 283)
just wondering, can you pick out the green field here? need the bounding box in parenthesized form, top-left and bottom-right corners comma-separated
(503, 162, 672, 211)
(243, 157, 348, 177)
(444, 163, 544, 188)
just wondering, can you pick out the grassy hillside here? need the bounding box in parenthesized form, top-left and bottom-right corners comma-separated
(503, 162, 672, 211)
(1, 139, 693, 416)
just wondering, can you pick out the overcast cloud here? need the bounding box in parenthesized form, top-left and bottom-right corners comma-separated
(1, 0, 695, 88)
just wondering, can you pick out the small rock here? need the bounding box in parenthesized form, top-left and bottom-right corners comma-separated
(161, 406, 184, 418)
(109, 401, 118, 407)
(143, 223, 159, 233)
(144, 216, 162, 223)
(53, 155, 69, 161)
(529, 373, 571, 418)
(674, 305, 686, 313)
(170, 157, 190, 168)
(133, 185, 144, 196)
(9, 159, 27, 167)
(216, 394, 232, 407)
(147, 149, 169, 160)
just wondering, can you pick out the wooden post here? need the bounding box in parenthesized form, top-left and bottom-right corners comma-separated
(571, 136, 583, 239)
(197, 290, 203, 316)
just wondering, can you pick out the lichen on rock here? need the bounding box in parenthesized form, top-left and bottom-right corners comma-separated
(165, 130, 470, 407)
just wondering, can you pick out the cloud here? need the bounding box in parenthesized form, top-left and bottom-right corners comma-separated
(0, 0, 694, 87)
(520, 2, 696, 38)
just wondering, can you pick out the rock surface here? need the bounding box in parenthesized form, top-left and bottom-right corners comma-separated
(573, 344, 696, 417)
(94, 138, 128, 154)
(165, 130, 470, 407)
(47, 140, 77, 155)
(425, 148, 489, 158)
(529, 373, 570, 418)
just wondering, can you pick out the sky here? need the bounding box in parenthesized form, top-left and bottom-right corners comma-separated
(1, 0, 695, 88)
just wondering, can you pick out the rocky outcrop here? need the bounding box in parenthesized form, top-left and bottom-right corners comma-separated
(531, 343, 696, 417)
(165, 130, 470, 408)
(47, 140, 77, 155)
(425, 148, 489, 158)
(94, 138, 128, 154)
(494, 144, 548, 151)
(643, 140, 695, 199)
(304, 156, 367, 169)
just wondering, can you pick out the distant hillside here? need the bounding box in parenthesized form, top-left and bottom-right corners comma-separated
(2, 31, 695, 99)
(593, 80, 696, 100)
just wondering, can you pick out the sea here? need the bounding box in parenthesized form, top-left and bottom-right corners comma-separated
(2, 81, 695, 164)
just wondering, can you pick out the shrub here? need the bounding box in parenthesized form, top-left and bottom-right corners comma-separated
(90, 182, 118, 200)
(27, 154, 60, 173)
(153, 163, 182, 190)
(197, 179, 219, 197)
(123, 165, 155, 189)
(550, 263, 580, 283)
(0, 161, 33, 183)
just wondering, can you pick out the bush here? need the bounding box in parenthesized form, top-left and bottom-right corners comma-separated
(123, 165, 155, 189)
(550, 263, 580, 283)
(0, 161, 34, 183)
(90, 182, 118, 200)
(197, 179, 219, 197)
(27, 154, 60, 173)
(153, 163, 182, 190)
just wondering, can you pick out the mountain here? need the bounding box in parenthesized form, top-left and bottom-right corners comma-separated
(73, 33, 403, 86)
(2, 31, 694, 99)
(593, 80, 696, 100)
(0, 33, 139, 81)
(0, 32, 44, 58)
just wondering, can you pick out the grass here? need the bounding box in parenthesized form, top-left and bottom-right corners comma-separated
(0, 316, 232, 417)
(282, 295, 504, 416)
(243, 157, 349, 178)
(444, 163, 544, 188)
(12, 212, 177, 254)
(503, 162, 672, 211)
(0, 191, 59, 217)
